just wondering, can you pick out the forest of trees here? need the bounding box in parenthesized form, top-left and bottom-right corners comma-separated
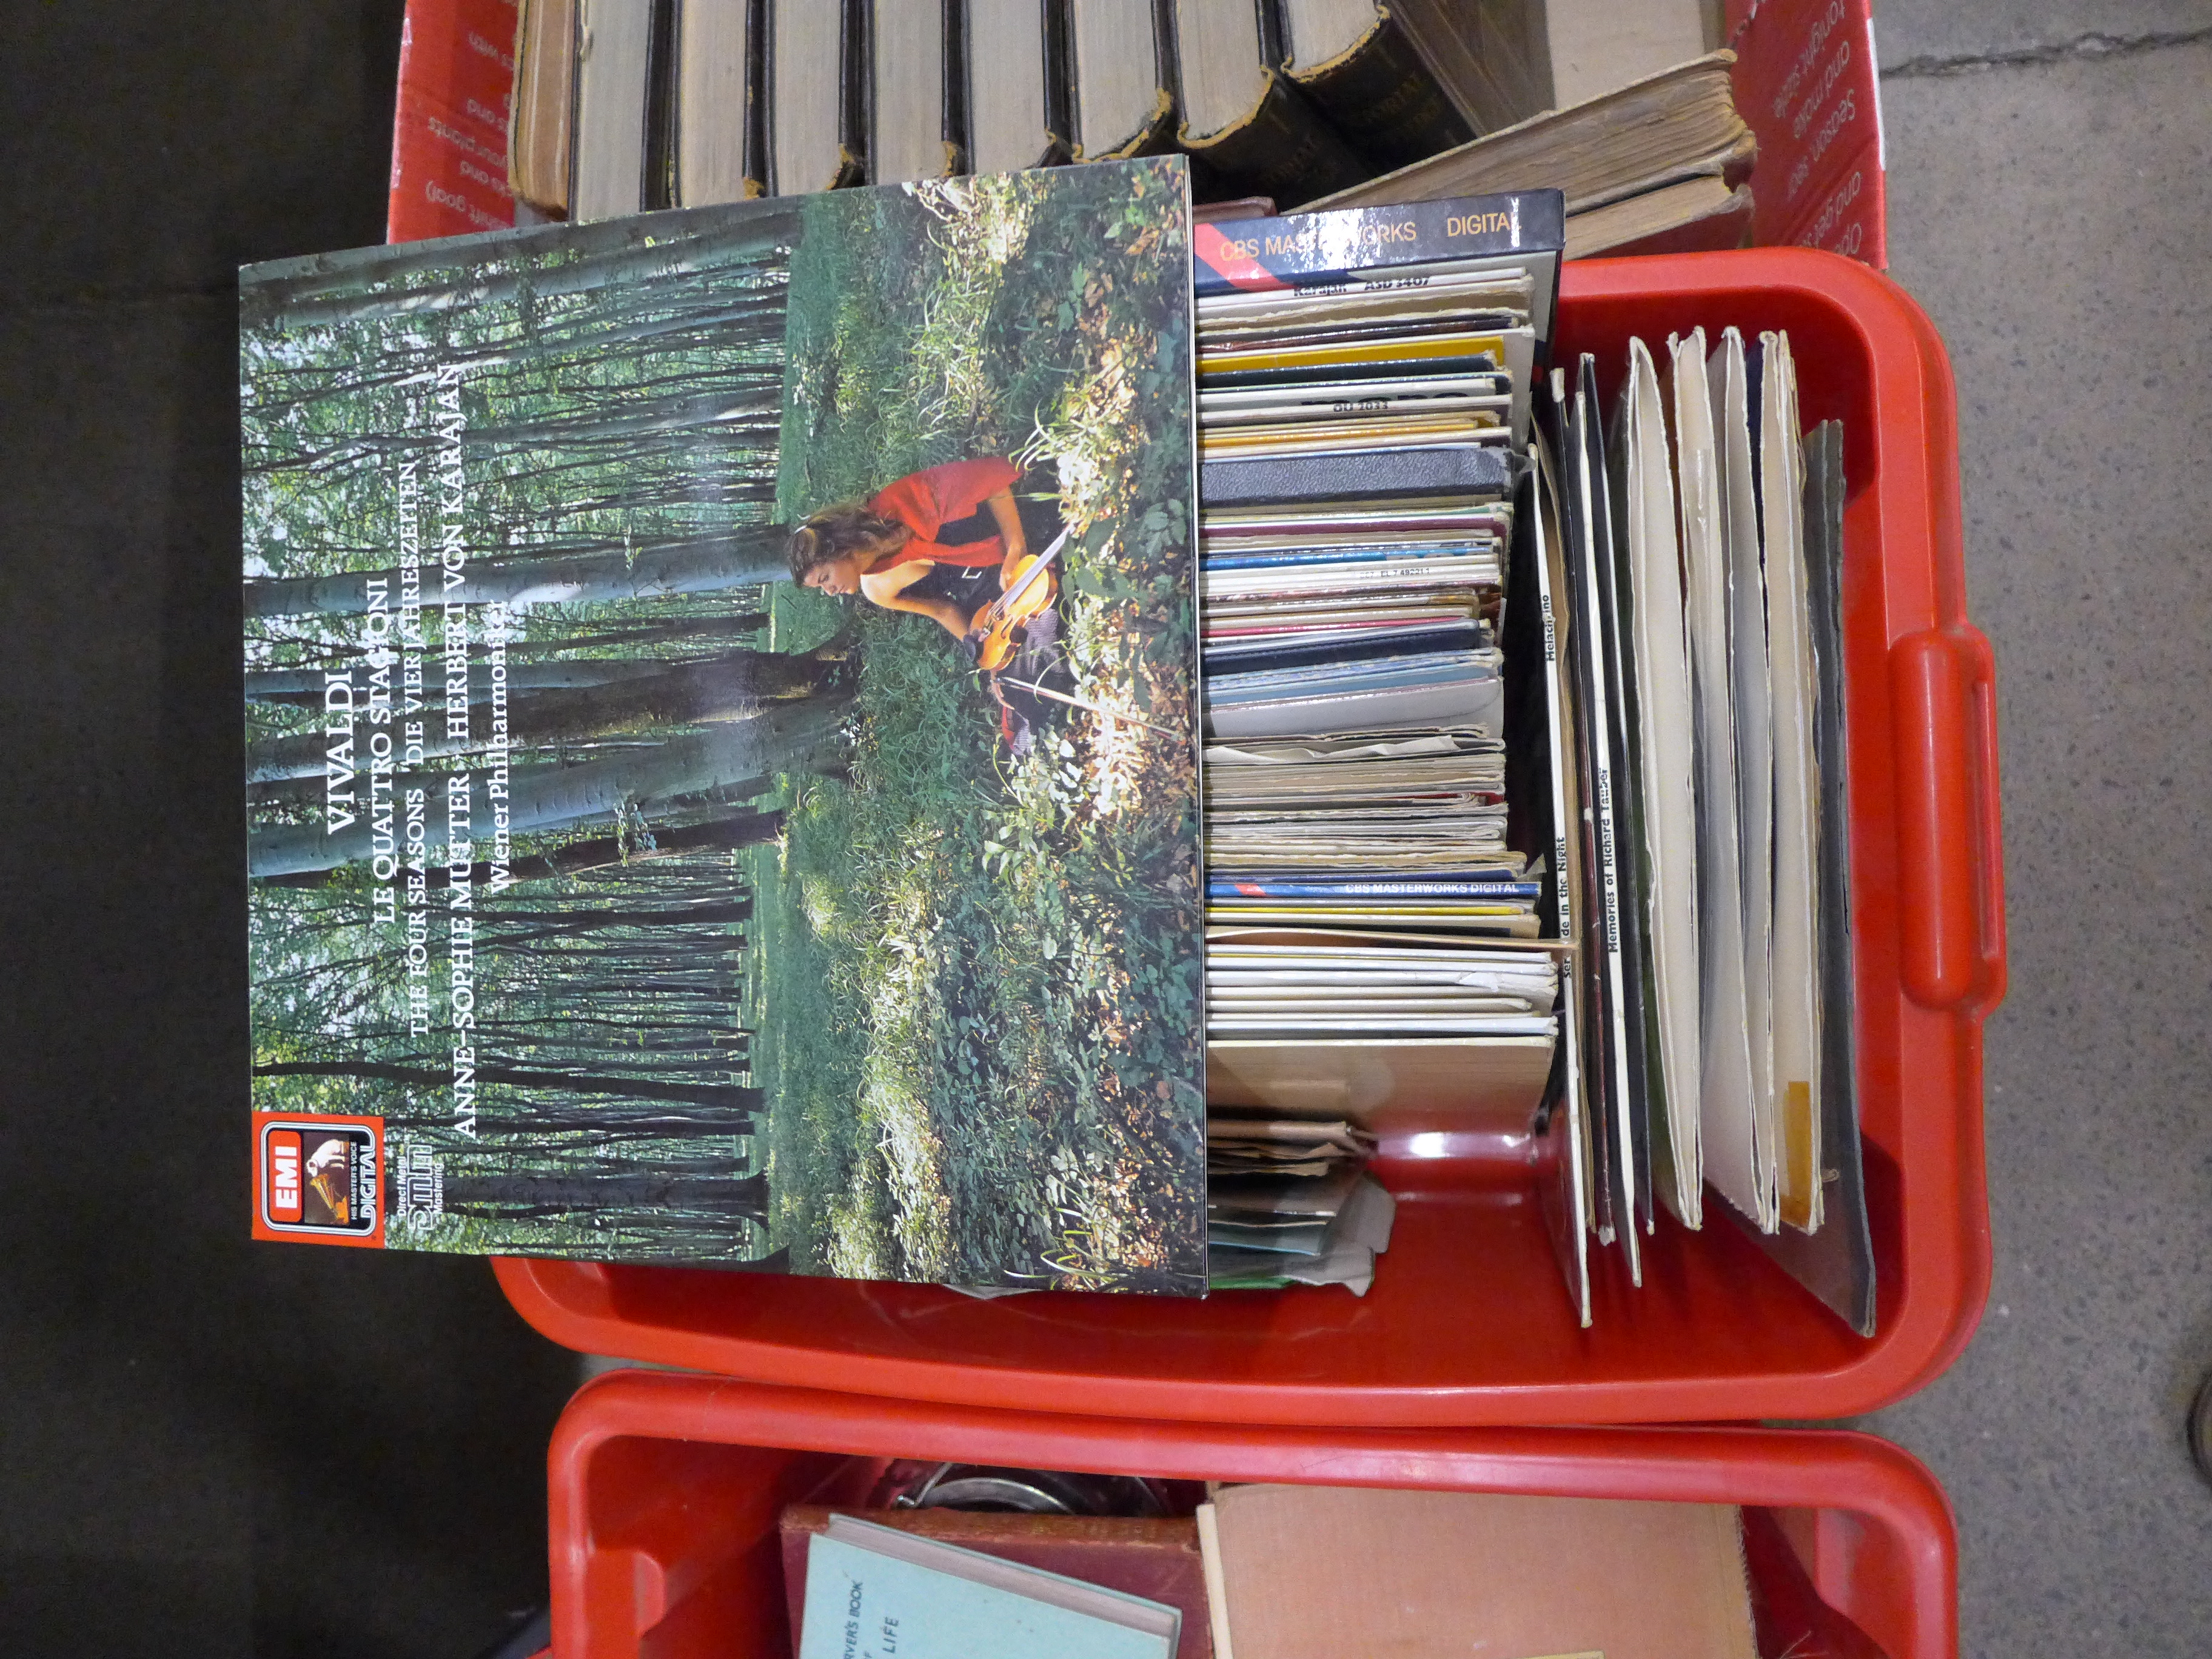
(243, 202, 825, 1263)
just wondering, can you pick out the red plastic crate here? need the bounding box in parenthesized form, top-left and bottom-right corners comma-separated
(494, 247, 2002, 1427)
(386, 0, 523, 244)
(548, 1368, 1958, 1659)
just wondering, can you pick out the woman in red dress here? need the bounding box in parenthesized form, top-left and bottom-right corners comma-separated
(786, 457, 1060, 640)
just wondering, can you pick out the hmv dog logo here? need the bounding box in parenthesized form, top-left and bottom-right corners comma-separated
(260, 1119, 378, 1235)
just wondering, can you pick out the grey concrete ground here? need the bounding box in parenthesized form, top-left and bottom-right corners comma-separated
(0, 4, 2207, 1655)
(1873, 0, 2212, 67)
(1856, 11, 2212, 1655)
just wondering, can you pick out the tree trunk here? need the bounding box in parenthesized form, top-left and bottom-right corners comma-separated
(477, 898, 752, 940)
(442, 1168, 767, 1218)
(457, 386, 783, 451)
(460, 1109, 757, 1141)
(247, 659, 678, 702)
(243, 526, 788, 618)
(242, 206, 800, 334)
(247, 692, 843, 877)
(256, 807, 786, 889)
(508, 611, 768, 657)
(253, 1057, 762, 1111)
(248, 303, 793, 421)
(247, 651, 844, 782)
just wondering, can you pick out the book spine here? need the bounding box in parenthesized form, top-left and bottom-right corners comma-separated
(743, 0, 771, 195)
(1390, 0, 1549, 131)
(837, 0, 870, 184)
(1255, 0, 1285, 69)
(1201, 444, 1522, 507)
(508, 0, 576, 213)
(1039, 0, 1077, 164)
(642, 0, 681, 209)
(1210, 880, 1539, 899)
(1153, 0, 1184, 96)
(1084, 92, 1181, 162)
(1731, 0, 1888, 267)
(1192, 189, 1566, 295)
(1781, 134, 1885, 267)
(1287, 9, 1475, 174)
(1177, 70, 1367, 210)
(941, 0, 972, 172)
(388, 0, 523, 244)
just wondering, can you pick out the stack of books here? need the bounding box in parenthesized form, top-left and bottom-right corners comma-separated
(400, 3, 1815, 261)
(775, 1479, 1831, 1658)
(508, 0, 1754, 246)
(514, 0, 1503, 216)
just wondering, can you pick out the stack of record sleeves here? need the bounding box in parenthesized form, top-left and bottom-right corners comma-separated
(1191, 193, 1563, 1014)
(1190, 192, 1570, 1291)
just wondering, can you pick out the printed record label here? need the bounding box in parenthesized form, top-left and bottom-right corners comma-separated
(254, 1115, 385, 1247)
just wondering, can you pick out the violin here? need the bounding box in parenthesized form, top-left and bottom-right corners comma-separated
(968, 528, 1067, 672)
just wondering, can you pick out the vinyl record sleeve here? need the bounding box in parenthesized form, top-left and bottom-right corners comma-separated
(243, 163, 1207, 1292)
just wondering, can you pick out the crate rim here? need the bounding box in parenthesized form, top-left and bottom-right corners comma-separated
(548, 1366, 1960, 1659)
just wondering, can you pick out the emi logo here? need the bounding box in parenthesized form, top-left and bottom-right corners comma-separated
(260, 1120, 379, 1235)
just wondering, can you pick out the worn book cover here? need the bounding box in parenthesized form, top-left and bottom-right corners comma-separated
(779, 1508, 1212, 1659)
(243, 159, 1208, 1292)
(799, 1517, 1179, 1659)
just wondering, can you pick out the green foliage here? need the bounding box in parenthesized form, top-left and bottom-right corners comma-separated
(756, 162, 1208, 1290)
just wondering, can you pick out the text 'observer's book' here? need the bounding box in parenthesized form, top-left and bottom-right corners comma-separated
(244, 159, 1209, 1293)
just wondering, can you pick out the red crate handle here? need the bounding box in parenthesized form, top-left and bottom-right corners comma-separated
(1963, 628, 2008, 1010)
(1890, 626, 2006, 1012)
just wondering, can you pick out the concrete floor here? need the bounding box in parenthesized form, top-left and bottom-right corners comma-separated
(1859, 8, 2212, 1652)
(1, 4, 2207, 1654)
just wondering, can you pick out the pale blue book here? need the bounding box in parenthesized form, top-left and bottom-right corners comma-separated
(797, 1514, 1181, 1659)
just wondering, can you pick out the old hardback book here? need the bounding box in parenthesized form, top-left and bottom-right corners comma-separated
(1170, 0, 1364, 209)
(508, 0, 577, 215)
(780, 1507, 1213, 1659)
(1310, 50, 1756, 223)
(1275, 0, 1474, 172)
(799, 1515, 1181, 1659)
(768, 0, 862, 192)
(871, 0, 964, 183)
(671, 0, 768, 206)
(1067, 0, 1179, 160)
(243, 161, 1208, 1292)
(968, 0, 1070, 172)
(568, 0, 659, 221)
(1365, 0, 1552, 134)
(1566, 175, 1754, 260)
(1201, 1483, 1758, 1659)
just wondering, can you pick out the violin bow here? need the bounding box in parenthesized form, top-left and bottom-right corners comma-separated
(997, 675, 1185, 740)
